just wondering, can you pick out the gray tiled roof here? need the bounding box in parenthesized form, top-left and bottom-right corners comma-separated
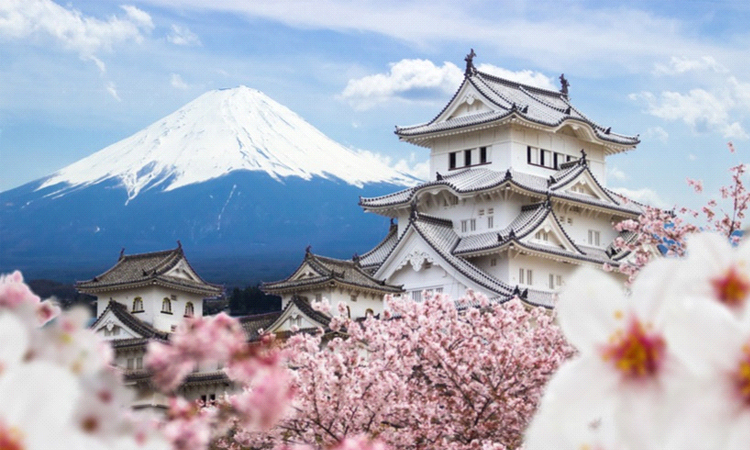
(396, 69, 639, 147)
(408, 213, 516, 300)
(262, 251, 402, 294)
(358, 223, 399, 269)
(360, 164, 643, 216)
(91, 300, 169, 341)
(77, 245, 223, 296)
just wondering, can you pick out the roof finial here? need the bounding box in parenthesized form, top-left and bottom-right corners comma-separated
(305, 245, 312, 255)
(176, 240, 182, 249)
(559, 73, 570, 98)
(436, 171, 443, 181)
(119, 247, 125, 260)
(464, 48, 477, 76)
(352, 252, 360, 264)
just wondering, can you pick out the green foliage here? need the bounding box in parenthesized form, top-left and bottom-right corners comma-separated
(228, 285, 280, 316)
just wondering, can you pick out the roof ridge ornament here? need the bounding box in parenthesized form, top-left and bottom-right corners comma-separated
(119, 247, 125, 260)
(559, 73, 570, 98)
(579, 149, 587, 165)
(464, 48, 477, 76)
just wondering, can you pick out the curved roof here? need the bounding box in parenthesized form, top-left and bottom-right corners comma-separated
(395, 68, 639, 149)
(262, 250, 402, 295)
(77, 244, 223, 296)
(360, 162, 643, 217)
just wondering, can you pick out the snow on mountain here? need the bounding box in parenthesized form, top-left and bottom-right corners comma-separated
(39, 86, 418, 201)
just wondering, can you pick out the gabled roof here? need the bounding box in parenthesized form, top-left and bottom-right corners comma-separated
(261, 249, 403, 295)
(454, 201, 582, 255)
(77, 243, 223, 296)
(91, 300, 169, 341)
(239, 296, 333, 341)
(395, 66, 639, 151)
(360, 161, 643, 217)
(358, 221, 399, 271)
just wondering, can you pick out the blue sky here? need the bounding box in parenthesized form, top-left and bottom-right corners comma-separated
(1, 0, 749, 212)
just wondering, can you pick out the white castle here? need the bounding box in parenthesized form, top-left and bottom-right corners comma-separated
(264, 51, 641, 315)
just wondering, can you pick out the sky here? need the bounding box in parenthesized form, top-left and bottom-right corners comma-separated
(1, 0, 749, 211)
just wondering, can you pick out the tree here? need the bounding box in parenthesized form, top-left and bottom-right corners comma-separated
(227, 292, 572, 450)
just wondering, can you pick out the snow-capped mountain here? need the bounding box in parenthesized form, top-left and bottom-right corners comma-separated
(39, 86, 416, 202)
(1, 87, 418, 284)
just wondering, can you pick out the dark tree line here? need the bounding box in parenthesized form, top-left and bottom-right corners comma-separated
(228, 285, 281, 316)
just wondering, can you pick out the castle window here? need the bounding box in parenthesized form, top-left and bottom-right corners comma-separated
(519, 268, 533, 285)
(490, 258, 497, 267)
(126, 358, 134, 370)
(464, 149, 472, 166)
(480, 146, 488, 164)
(535, 230, 549, 242)
(184, 302, 195, 318)
(411, 290, 422, 302)
(461, 220, 468, 233)
(588, 230, 601, 247)
(478, 209, 485, 216)
(136, 356, 143, 370)
(488, 208, 494, 214)
(549, 274, 564, 290)
(487, 215, 494, 229)
(449, 152, 457, 169)
(161, 298, 172, 314)
(132, 297, 143, 313)
(315, 293, 322, 302)
(350, 294, 358, 302)
(470, 219, 476, 231)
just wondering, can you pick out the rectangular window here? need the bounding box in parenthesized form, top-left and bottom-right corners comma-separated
(490, 258, 497, 267)
(519, 268, 524, 284)
(588, 230, 601, 246)
(549, 274, 555, 289)
(470, 219, 476, 231)
(488, 208, 494, 214)
(411, 290, 422, 302)
(126, 358, 134, 370)
(449, 152, 457, 169)
(315, 293, 322, 302)
(478, 209, 485, 216)
(350, 294, 357, 302)
(556, 275, 563, 286)
(487, 215, 494, 229)
(541, 150, 554, 168)
(480, 146, 488, 164)
(527, 146, 538, 165)
(464, 149, 472, 167)
(461, 220, 468, 232)
(527, 269, 533, 286)
(136, 356, 143, 370)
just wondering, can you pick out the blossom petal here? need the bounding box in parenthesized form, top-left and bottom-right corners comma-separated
(557, 268, 626, 353)
(0, 313, 28, 373)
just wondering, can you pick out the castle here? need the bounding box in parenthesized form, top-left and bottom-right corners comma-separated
(264, 51, 641, 316)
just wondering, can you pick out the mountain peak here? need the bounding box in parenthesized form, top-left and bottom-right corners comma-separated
(38, 87, 417, 201)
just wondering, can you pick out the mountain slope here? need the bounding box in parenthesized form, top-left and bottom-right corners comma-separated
(38, 86, 416, 202)
(1, 87, 417, 284)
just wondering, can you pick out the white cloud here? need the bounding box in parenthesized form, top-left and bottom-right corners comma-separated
(653, 56, 728, 75)
(170, 73, 189, 89)
(167, 24, 201, 46)
(0, 0, 153, 72)
(356, 149, 429, 180)
(105, 82, 121, 101)
(610, 186, 668, 209)
(632, 87, 749, 140)
(688, 154, 697, 161)
(340, 59, 553, 110)
(643, 126, 669, 143)
(608, 166, 629, 182)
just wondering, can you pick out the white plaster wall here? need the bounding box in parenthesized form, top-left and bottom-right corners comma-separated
(94, 285, 205, 333)
(507, 254, 578, 292)
(553, 208, 620, 249)
(279, 288, 384, 319)
(510, 127, 608, 181)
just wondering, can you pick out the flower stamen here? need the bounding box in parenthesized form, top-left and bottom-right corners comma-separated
(602, 318, 665, 379)
(737, 344, 750, 405)
(711, 265, 750, 308)
(0, 421, 25, 450)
